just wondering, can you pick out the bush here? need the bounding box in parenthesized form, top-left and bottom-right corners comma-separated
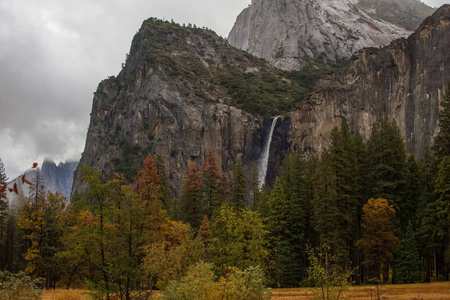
(0, 271, 42, 300)
(162, 262, 271, 300)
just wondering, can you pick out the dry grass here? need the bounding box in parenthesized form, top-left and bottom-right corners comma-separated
(272, 282, 450, 300)
(41, 283, 450, 300)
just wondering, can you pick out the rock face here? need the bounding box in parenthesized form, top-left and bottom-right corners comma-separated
(228, 0, 412, 70)
(288, 5, 450, 157)
(72, 20, 303, 195)
(41, 159, 78, 200)
(6, 159, 78, 208)
(357, 0, 435, 31)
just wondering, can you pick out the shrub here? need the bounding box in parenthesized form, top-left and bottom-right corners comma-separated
(0, 271, 42, 300)
(162, 262, 271, 300)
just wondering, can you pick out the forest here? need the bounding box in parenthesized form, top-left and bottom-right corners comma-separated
(0, 83, 450, 300)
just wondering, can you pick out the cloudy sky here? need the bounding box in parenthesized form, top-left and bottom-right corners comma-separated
(0, 0, 448, 179)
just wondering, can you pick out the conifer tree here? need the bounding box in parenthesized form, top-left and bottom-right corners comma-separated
(401, 155, 423, 233)
(435, 156, 450, 273)
(433, 82, 450, 161)
(155, 154, 172, 209)
(280, 150, 311, 286)
(367, 116, 406, 218)
(393, 223, 422, 283)
(263, 177, 289, 286)
(202, 147, 225, 217)
(312, 150, 342, 256)
(231, 160, 248, 209)
(180, 161, 204, 228)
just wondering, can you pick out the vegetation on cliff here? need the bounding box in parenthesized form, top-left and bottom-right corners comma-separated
(124, 18, 334, 117)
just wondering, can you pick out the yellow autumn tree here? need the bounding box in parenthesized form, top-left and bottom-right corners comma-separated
(357, 198, 399, 284)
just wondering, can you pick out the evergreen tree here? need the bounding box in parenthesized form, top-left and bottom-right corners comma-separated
(280, 150, 311, 286)
(264, 177, 289, 286)
(367, 115, 406, 218)
(432, 82, 450, 161)
(312, 150, 342, 256)
(179, 161, 204, 228)
(393, 223, 422, 283)
(155, 154, 173, 210)
(435, 156, 450, 274)
(401, 155, 422, 233)
(202, 147, 225, 217)
(231, 160, 248, 209)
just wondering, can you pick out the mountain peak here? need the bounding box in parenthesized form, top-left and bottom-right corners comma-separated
(227, 0, 430, 70)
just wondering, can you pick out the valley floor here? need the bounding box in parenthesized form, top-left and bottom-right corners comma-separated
(40, 282, 450, 300)
(272, 282, 450, 300)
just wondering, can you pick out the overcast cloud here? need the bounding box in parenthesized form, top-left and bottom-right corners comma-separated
(0, 0, 448, 179)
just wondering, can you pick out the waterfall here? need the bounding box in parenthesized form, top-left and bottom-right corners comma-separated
(258, 116, 280, 188)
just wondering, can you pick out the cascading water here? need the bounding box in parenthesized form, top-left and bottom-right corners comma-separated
(258, 116, 280, 188)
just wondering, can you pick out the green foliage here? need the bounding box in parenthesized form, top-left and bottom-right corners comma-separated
(393, 223, 422, 283)
(305, 245, 353, 300)
(209, 205, 268, 276)
(433, 83, 450, 161)
(357, 0, 435, 31)
(231, 160, 248, 209)
(0, 271, 42, 300)
(179, 161, 204, 228)
(367, 116, 406, 217)
(162, 262, 271, 300)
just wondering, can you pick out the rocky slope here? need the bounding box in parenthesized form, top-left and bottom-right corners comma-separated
(228, 0, 413, 70)
(357, 0, 435, 31)
(287, 5, 450, 157)
(72, 20, 306, 195)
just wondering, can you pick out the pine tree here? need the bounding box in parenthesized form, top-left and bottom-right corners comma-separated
(179, 161, 204, 228)
(155, 154, 172, 210)
(263, 177, 289, 286)
(433, 82, 450, 161)
(367, 115, 406, 218)
(401, 155, 422, 233)
(435, 156, 450, 274)
(231, 160, 248, 209)
(202, 147, 225, 217)
(393, 223, 422, 283)
(312, 150, 342, 256)
(280, 150, 311, 286)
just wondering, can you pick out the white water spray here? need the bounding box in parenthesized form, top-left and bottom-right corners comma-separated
(258, 116, 280, 188)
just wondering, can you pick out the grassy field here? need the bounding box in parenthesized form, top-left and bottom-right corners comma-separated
(272, 282, 450, 300)
(41, 282, 450, 300)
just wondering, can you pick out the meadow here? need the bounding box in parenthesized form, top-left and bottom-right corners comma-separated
(40, 282, 450, 300)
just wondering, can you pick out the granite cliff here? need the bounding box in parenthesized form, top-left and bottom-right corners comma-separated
(72, 20, 307, 194)
(228, 0, 418, 70)
(287, 5, 450, 157)
(73, 5, 449, 195)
